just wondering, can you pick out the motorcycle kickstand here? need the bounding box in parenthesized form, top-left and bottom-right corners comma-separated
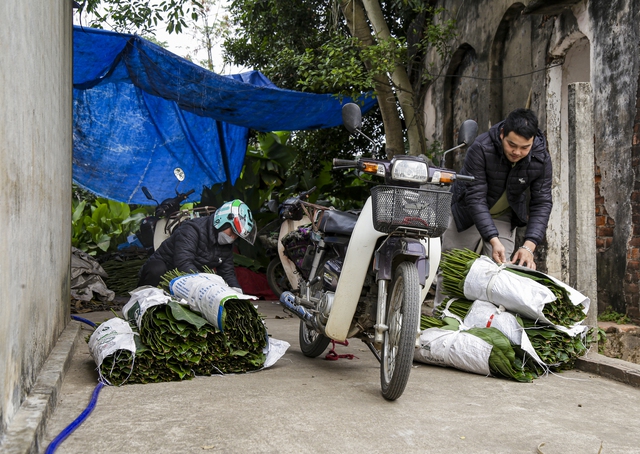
(363, 340, 381, 364)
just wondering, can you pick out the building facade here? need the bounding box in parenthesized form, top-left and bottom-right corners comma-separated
(424, 0, 640, 321)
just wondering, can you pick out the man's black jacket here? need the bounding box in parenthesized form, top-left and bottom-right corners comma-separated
(149, 216, 240, 288)
(451, 120, 553, 245)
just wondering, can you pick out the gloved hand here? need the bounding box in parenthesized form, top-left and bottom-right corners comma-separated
(231, 287, 243, 294)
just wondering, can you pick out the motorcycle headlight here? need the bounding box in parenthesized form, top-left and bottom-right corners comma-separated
(391, 159, 428, 184)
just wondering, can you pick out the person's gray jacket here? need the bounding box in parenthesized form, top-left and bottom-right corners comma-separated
(451, 121, 553, 245)
(150, 216, 239, 287)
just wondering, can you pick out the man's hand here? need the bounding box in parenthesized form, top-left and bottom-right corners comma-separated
(489, 237, 507, 264)
(511, 240, 537, 270)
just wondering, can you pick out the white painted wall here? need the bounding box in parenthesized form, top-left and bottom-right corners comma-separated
(0, 0, 72, 437)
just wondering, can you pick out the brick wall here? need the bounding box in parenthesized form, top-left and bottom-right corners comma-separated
(628, 85, 640, 321)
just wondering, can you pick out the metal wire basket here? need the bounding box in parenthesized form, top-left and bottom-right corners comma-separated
(370, 185, 452, 237)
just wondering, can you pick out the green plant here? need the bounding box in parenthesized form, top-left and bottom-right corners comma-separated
(598, 307, 631, 325)
(201, 131, 370, 271)
(72, 188, 153, 255)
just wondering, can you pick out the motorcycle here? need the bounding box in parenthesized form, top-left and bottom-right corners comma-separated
(137, 168, 216, 251)
(257, 193, 317, 298)
(278, 103, 477, 400)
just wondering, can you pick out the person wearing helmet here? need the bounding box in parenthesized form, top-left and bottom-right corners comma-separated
(137, 200, 256, 290)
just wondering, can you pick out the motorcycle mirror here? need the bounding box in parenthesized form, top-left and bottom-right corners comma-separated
(141, 186, 154, 200)
(457, 120, 478, 146)
(141, 186, 159, 205)
(173, 168, 185, 182)
(438, 119, 479, 166)
(341, 103, 362, 133)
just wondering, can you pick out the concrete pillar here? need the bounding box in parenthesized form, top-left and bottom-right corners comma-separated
(568, 82, 598, 327)
(545, 61, 568, 281)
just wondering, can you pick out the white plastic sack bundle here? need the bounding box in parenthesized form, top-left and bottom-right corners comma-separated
(122, 286, 172, 329)
(463, 256, 589, 334)
(87, 317, 136, 384)
(169, 273, 258, 331)
(414, 328, 492, 376)
(263, 337, 291, 369)
(463, 300, 545, 366)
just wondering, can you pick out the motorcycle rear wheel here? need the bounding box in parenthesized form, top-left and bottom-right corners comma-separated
(299, 256, 331, 357)
(299, 321, 331, 357)
(380, 261, 420, 401)
(266, 257, 292, 299)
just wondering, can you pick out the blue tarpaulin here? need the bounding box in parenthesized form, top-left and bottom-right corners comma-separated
(73, 26, 377, 204)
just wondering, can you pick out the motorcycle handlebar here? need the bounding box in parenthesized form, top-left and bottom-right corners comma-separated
(299, 186, 316, 200)
(332, 158, 358, 168)
(183, 189, 196, 198)
(455, 174, 475, 182)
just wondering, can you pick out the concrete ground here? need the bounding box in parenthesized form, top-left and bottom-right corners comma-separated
(6, 300, 640, 454)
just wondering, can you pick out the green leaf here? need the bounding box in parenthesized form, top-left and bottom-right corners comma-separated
(168, 300, 210, 330)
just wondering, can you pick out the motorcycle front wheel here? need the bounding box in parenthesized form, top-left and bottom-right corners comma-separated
(266, 257, 292, 299)
(380, 261, 420, 401)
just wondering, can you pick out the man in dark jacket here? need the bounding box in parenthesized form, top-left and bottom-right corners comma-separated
(434, 108, 553, 305)
(137, 199, 256, 290)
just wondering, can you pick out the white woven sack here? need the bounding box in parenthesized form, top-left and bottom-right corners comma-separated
(169, 273, 257, 331)
(87, 317, 136, 385)
(463, 300, 545, 366)
(122, 286, 172, 329)
(463, 256, 589, 335)
(414, 328, 492, 376)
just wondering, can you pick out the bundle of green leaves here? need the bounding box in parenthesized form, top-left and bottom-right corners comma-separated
(101, 258, 148, 296)
(518, 318, 603, 372)
(437, 248, 600, 374)
(440, 249, 586, 327)
(96, 297, 267, 385)
(463, 327, 534, 382)
(418, 316, 534, 382)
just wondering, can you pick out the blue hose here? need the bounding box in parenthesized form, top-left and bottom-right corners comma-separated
(45, 382, 104, 454)
(71, 315, 97, 328)
(45, 315, 102, 453)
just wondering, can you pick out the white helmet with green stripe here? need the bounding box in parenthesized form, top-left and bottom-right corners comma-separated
(213, 199, 257, 245)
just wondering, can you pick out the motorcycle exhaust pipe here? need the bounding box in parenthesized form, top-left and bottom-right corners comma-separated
(279, 291, 316, 324)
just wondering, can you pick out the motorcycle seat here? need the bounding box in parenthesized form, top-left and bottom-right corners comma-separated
(318, 209, 359, 236)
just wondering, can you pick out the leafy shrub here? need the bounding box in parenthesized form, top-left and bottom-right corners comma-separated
(72, 189, 153, 255)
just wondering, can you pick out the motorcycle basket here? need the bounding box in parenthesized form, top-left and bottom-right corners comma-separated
(370, 185, 451, 237)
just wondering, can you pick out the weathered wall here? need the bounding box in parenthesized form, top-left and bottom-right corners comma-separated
(426, 0, 640, 321)
(589, 0, 640, 319)
(0, 0, 72, 438)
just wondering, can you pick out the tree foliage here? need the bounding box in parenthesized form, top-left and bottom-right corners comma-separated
(224, 0, 458, 158)
(77, 0, 204, 35)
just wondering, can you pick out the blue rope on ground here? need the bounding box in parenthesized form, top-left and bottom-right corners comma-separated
(71, 315, 97, 328)
(45, 382, 104, 454)
(45, 315, 102, 453)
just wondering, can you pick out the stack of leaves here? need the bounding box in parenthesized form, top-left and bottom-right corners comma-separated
(437, 248, 601, 374)
(420, 315, 446, 330)
(98, 334, 182, 386)
(517, 317, 604, 372)
(101, 258, 148, 296)
(467, 327, 536, 382)
(161, 268, 267, 369)
(439, 248, 479, 299)
(440, 248, 585, 327)
(418, 316, 535, 382)
(506, 268, 585, 326)
(95, 297, 267, 385)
